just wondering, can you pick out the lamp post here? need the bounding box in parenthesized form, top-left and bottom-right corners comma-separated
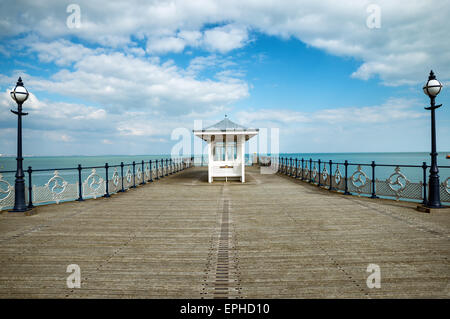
(10, 77, 30, 212)
(423, 70, 443, 208)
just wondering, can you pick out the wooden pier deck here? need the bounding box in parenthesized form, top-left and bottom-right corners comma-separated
(0, 166, 449, 298)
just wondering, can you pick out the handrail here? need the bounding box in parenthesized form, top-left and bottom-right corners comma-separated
(260, 155, 449, 205)
(0, 157, 193, 211)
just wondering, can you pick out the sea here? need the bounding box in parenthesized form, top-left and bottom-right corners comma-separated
(0, 152, 449, 187)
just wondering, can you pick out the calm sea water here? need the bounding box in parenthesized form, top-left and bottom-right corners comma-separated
(276, 152, 450, 185)
(0, 152, 449, 187)
(0, 155, 174, 187)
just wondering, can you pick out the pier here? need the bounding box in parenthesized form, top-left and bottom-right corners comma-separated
(0, 166, 448, 298)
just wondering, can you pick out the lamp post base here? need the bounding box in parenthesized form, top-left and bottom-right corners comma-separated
(416, 204, 449, 214)
(9, 207, 31, 213)
(8, 207, 35, 216)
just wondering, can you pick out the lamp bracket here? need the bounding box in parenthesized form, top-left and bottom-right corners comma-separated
(11, 110, 29, 116)
(424, 104, 442, 111)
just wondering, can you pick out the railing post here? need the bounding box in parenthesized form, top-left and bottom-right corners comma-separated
(141, 160, 146, 185)
(104, 163, 110, 198)
(149, 160, 153, 182)
(289, 157, 293, 176)
(161, 158, 165, 178)
(329, 160, 334, 191)
(76, 164, 84, 201)
(309, 158, 312, 183)
(292, 158, 295, 177)
(301, 158, 304, 180)
(344, 160, 350, 195)
(119, 162, 125, 192)
(370, 161, 378, 198)
(131, 161, 136, 188)
(27, 166, 33, 209)
(295, 158, 298, 178)
(155, 160, 159, 180)
(281, 157, 284, 174)
(318, 159, 322, 186)
(170, 159, 173, 174)
(422, 162, 427, 205)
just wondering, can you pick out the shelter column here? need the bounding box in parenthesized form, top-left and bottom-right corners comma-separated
(208, 136, 213, 183)
(241, 136, 245, 183)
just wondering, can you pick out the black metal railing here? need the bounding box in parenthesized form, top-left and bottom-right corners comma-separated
(261, 156, 450, 204)
(0, 157, 193, 211)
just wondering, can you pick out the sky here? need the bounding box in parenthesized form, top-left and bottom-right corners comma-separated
(0, 0, 449, 156)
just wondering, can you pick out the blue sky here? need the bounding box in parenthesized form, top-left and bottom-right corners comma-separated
(0, 0, 449, 156)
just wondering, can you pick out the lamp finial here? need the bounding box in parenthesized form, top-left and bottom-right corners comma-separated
(16, 77, 24, 87)
(429, 70, 436, 80)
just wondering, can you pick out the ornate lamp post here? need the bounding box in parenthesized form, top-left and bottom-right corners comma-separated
(10, 77, 30, 212)
(422, 70, 443, 208)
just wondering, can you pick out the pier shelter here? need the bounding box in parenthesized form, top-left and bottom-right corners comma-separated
(193, 116, 258, 183)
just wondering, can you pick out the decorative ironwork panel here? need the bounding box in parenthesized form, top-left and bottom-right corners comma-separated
(136, 167, 143, 184)
(123, 166, 133, 189)
(33, 170, 78, 204)
(108, 168, 121, 194)
(144, 164, 150, 181)
(441, 177, 450, 203)
(333, 165, 344, 190)
(0, 174, 14, 210)
(348, 166, 372, 195)
(335, 176, 346, 192)
(311, 164, 318, 184)
(321, 166, 328, 182)
(321, 166, 330, 186)
(375, 167, 422, 200)
(303, 167, 309, 181)
(376, 179, 422, 200)
(83, 169, 105, 199)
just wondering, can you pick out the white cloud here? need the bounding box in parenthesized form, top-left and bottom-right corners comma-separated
(1, 1, 449, 84)
(178, 30, 202, 46)
(16, 41, 248, 116)
(5, 0, 450, 85)
(203, 24, 249, 53)
(236, 98, 425, 127)
(28, 39, 103, 66)
(147, 36, 186, 54)
(235, 98, 439, 153)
